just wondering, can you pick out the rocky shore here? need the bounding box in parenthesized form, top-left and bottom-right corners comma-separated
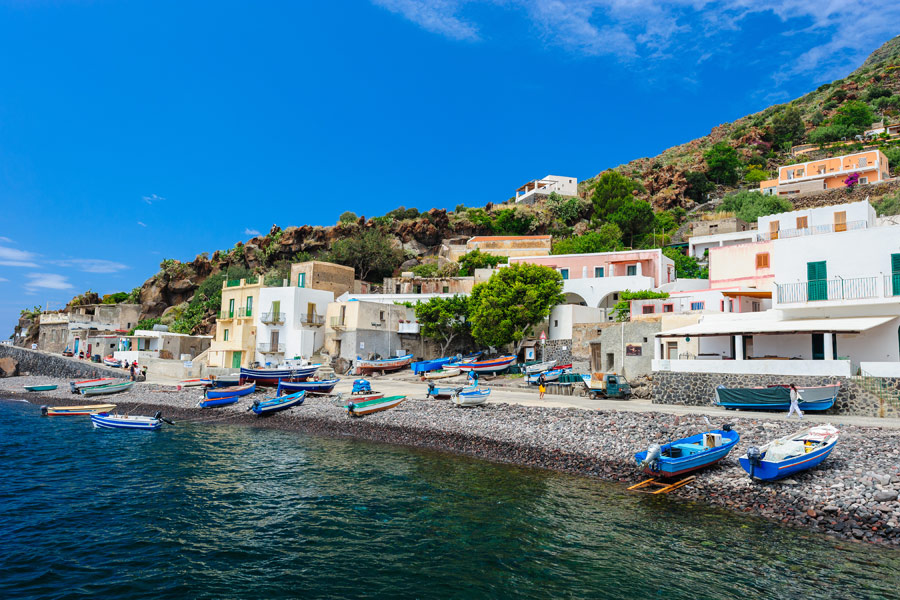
(4, 374, 900, 548)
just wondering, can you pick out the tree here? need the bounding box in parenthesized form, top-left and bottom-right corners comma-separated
(457, 249, 506, 275)
(663, 247, 708, 279)
(551, 223, 622, 255)
(321, 230, 404, 281)
(491, 208, 533, 235)
(338, 211, 358, 223)
(101, 292, 129, 304)
(717, 190, 791, 223)
(684, 171, 713, 203)
(610, 290, 669, 322)
(469, 263, 564, 352)
(413, 295, 471, 356)
(832, 100, 874, 134)
(547, 192, 583, 225)
(744, 168, 771, 184)
(874, 191, 900, 216)
(704, 142, 741, 185)
(770, 107, 805, 146)
(882, 146, 900, 175)
(609, 199, 655, 246)
(589, 170, 643, 222)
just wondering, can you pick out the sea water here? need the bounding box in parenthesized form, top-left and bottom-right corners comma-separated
(2, 399, 899, 599)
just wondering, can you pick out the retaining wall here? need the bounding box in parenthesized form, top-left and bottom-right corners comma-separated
(541, 339, 573, 365)
(0, 345, 128, 381)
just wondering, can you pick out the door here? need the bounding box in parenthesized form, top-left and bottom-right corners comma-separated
(892, 254, 900, 297)
(74, 339, 79, 354)
(834, 211, 847, 233)
(666, 341, 678, 359)
(272, 300, 281, 320)
(231, 351, 242, 368)
(228, 298, 235, 317)
(807, 261, 827, 301)
(812, 334, 824, 360)
(87, 343, 92, 357)
(590, 343, 602, 372)
(298, 272, 306, 288)
(307, 303, 316, 324)
(270, 329, 279, 351)
(769, 220, 779, 240)
(246, 296, 253, 317)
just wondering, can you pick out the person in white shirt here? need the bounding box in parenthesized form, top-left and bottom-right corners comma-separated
(787, 383, 803, 419)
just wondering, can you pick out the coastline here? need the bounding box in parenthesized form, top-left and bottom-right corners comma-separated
(4, 374, 900, 548)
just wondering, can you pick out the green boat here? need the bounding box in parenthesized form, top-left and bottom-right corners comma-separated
(345, 395, 406, 417)
(24, 384, 58, 392)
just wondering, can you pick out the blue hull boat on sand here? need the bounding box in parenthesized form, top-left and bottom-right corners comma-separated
(276, 378, 339, 395)
(426, 383, 475, 398)
(205, 382, 255, 400)
(411, 357, 454, 375)
(635, 428, 739, 478)
(738, 424, 839, 481)
(249, 391, 306, 416)
(198, 395, 240, 409)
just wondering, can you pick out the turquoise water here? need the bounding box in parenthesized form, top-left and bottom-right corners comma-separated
(2, 399, 899, 599)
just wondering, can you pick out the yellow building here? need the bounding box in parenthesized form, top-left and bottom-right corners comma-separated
(208, 277, 263, 369)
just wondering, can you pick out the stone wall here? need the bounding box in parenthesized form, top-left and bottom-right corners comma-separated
(0, 345, 127, 381)
(588, 319, 662, 379)
(541, 339, 573, 365)
(653, 370, 898, 417)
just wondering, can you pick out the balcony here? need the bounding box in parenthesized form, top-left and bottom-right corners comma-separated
(758, 220, 867, 241)
(261, 311, 285, 325)
(237, 308, 253, 319)
(219, 310, 235, 320)
(301, 313, 325, 326)
(398, 322, 420, 334)
(777, 276, 884, 304)
(257, 343, 285, 353)
(330, 316, 347, 329)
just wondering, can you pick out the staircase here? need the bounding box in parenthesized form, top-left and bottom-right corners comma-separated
(855, 370, 900, 417)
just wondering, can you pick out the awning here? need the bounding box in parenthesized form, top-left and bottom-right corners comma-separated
(656, 316, 896, 338)
(720, 290, 771, 299)
(521, 340, 538, 348)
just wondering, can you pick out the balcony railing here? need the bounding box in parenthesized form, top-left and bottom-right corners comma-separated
(777, 276, 879, 304)
(301, 314, 325, 326)
(237, 308, 252, 318)
(261, 311, 285, 324)
(885, 274, 900, 297)
(330, 316, 346, 329)
(758, 220, 867, 241)
(257, 343, 285, 353)
(219, 310, 235, 320)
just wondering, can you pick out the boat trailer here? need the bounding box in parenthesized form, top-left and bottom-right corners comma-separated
(627, 475, 696, 494)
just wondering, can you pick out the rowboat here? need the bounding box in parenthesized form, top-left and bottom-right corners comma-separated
(205, 381, 255, 400)
(80, 381, 134, 396)
(355, 354, 414, 374)
(177, 378, 212, 390)
(426, 382, 475, 399)
(103, 356, 123, 368)
(41, 403, 116, 416)
(24, 384, 58, 392)
(69, 378, 118, 393)
(635, 428, 740, 478)
(211, 374, 241, 388)
(739, 424, 839, 481)
(456, 355, 516, 374)
(715, 383, 840, 411)
(411, 357, 455, 375)
(424, 368, 461, 380)
(91, 412, 170, 431)
(453, 387, 490, 407)
(348, 391, 385, 403)
(240, 365, 320, 386)
(526, 369, 564, 385)
(524, 360, 556, 374)
(249, 391, 306, 416)
(276, 378, 339, 395)
(198, 395, 240, 409)
(346, 395, 406, 417)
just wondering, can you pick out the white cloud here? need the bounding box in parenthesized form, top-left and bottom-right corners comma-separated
(0, 236, 13, 243)
(0, 245, 39, 267)
(25, 273, 73, 292)
(0, 277, 8, 282)
(51, 259, 129, 274)
(142, 193, 164, 205)
(137, 221, 147, 227)
(372, 0, 480, 40)
(244, 228, 261, 236)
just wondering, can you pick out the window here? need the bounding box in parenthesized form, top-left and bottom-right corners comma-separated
(756, 253, 770, 269)
(395, 285, 400, 293)
(554, 320, 558, 327)
(663, 303, 674, 313)
(626, 265, 637, 276)
(642, 305, 655, 314)
(752, 302, 761, 312)
(594, 267, 604, 277)
(860, 176, 869, 184)
(246, 296, 252, 316)
(414, 284, 422, 294)
(859, 157, 868, 167)
(690, 301, 705, 310)
(559, 268, 569, 279)
(817, 165, 826, 175)
(442, 286, 449, 293)
(786, 169, 794, 180)
(297, 272, 306, 288)
(379, 311, 385, 322)
(796, 216, 808, 229)
(223, 329, 229, 341)
(796, 169, 805, 177)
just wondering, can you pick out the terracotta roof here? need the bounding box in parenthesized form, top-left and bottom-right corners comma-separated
(468, 236, 552, 243)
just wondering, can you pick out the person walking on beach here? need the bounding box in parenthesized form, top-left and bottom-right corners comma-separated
(787, 383, 803, 419)
(129, 361, 136, 381)
(538, 373, 546, 400)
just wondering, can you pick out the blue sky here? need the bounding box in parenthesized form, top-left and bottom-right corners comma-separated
(1, 1, 898, 335)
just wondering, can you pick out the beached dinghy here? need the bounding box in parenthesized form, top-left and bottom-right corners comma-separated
(524, 360, 557, 375)
(526, 369, 564, 385)
(715, 383, 840, 411)
(91, 411, 173, 431)
(249, 391, 306, 416)
(635, 427, 740, 478)
(69, 378, 118, 393)
(355, 354, 414, 374)
(211, 374, 241, 388)
(426, 382, 475, 399)
(345, 395, 406, 417)
(42, 404, 117, 416)
(739, 424, 839, 481)
(276, 378, 339, 395)
(177, 378, 212, 390)
(424, 368, 461, 380)
(204, 382, 255, 400)
(453, 387, 490, 407)
(456, 355, 516, 374)
(240, 364, 320, 386)
(102, 356, 123, 368)
(411, 357, 455, 375)
(24, 384, 58, 392)
(347, 391, 385, 403)
(198, 395, 240, 409)
(80, 381, 134, 397)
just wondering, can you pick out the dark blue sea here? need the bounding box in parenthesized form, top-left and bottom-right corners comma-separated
(2, 398, 899, 599)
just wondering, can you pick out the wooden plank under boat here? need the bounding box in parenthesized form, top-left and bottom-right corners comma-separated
(80, 381, 134, 397)
(355, 354, 414, 374)
(345, 395, 406, 417)
(738, 424, 839, 481)
(715, 383, 840, 411)
(24, 384, 58, 392)
(424, 368, 461, 380)
(249, 391, 306, 415)
(634, 428, 740, 478)
(42, 403, 117, 416)
(205, 382, 255, 400)
(69, 378, 118, 393)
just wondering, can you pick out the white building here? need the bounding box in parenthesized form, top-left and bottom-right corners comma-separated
(255, 286, 334, 365)
(757, 199, 875, 241)
(688, 230, 760, 259)
(515, 175, 578, 204)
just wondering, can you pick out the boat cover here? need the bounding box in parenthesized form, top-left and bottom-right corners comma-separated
(717, 386, 788, 405)
(766, 440, 807, 462)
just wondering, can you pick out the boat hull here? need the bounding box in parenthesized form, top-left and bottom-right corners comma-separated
(634, 430, 740, 478)
(205, 382, 255, 400)
(527, 370, 562, 385)
(240, 365, 320, 386)
(198, 396, 240, 408)
(457, 355, 516, 374)
(424, 368, 461, 380)
(276, 378, 339, 394)
(69, 378, 118, 393)
(348, 392, 385, 403)
(91, 413, 161, 430)
(524, 360, 557, 374)
(738, 443, 836, 481)
(80, 382, 134, 396)
(355, 354, 414, 374)
(250, 391, 306, 415)
(346, 395, 406, 416)
(411, 357, 454, 375)
(715, 384, 839, 411)
(426, 384, 475, 398)
(43, 403, 117, 416)
(25, 385, 58, 392)
(454, 388, 490, 406)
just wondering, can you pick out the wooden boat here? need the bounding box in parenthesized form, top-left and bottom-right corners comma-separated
(424, 368, 461, 380)
(198, 395, 240, 409)
(635, 428, 740, 478)
(355, 354, 414, 374)
(346, 395, 406, 417)
(525, 360, 557, 374)
(90, 412, 170, 431)
(69, 377, 118, 393)
(177, 378, 212, 390)
(715, 383, 840, 411)
(453, 387, 490, 407)
(41, 403, 116, 416)
(456, 355, 516, 374)
(103, 356, 123, 368)
(24, 384, 58, 392)
(249, 391, 306, 416)
(738, 424, 839, 481)
(411, 357, 455, 375)
(526, 369, 564, 385)
(348, 391, 384, 403)
(240, 364, 320, 386)
(80, 381, 134, 396)
(211, 374, 241, 388)
(276, 378, 339, 395)
(205, 382, 255, 400)
(426, 382, 475, 399)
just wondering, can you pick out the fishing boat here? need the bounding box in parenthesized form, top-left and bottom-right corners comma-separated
(80, 381, 134, 396)
(276, 378, 339, 395)
(635, 427, 740, 478)
(411, 357, 455, 375)
(715, 383, 840, 411)
(177, 378, 212, 390)
(211, 374, 241, 388)
(456, 355, 516, 374)
(453, 387, 490, 407)
(69, 377, 118, 393)
(426, 382, 475, 399)
(345, 395, 406, 417)
(90, 411, 172, 431)
(41, 403, 117, 416)
(355, 353, 414, 374)
(424, 367, 461, 380)
(249, 391, 306, 416)
(240, 364, 321, 386)
(738, 424, 839, 481)
(524, 360, 557, 374)
(526, 369, 564, 385)
(103, 356, 123, 368)
(205, 382, 255, 400)
(24, 384, 58, 392)
(198, 395, 240, 409)
(348, 391, 384, 403)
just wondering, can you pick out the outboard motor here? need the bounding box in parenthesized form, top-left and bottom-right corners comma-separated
(40, 405, 48, 417)
(722, 423, 733, 432)
(640, 443, 662, 471)
(426, 382, 435, 398)
(746, 446, 762, 479)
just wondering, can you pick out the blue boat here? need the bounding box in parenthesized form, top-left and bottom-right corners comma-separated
(276, 378, 339, 395)
(635, 428, 740, 478)
(211, 375, 240, 388)
(249, 391, 306, 416)
(715, 384, 839, 411)
(205, 381, 255, 400)
(198, 395, 240, 409)
(90, 411, 172, 431)
(411, 357, 455, 375)
(738, 424, 839, 481)
(240, 365, 320, 385)
(426, 382, 475, 399)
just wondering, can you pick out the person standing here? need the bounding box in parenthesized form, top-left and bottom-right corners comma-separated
(787, 383, 803, 419)
(538, 373, 546, 400)
(129, 361, 136, 381)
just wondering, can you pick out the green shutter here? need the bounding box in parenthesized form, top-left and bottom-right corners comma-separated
(807, 261, 827, 301)
(892, 254, 900, 296)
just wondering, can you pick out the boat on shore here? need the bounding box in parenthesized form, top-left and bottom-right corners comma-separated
(210, 374, 241, 388)
(347, 391, 384, 403)
(240, 364, 320, 386)
(635, 427, 740, 478)
(456, 355, 516, 374)
(103, 356, 123, 368)
(205, 382, 255, 400)
(198, 395, 240, 409)
(739, 424, 839, 481)
(715, 383, 840, 411)
(177, 378, 212, 390)
(524, 360, 557, 374)
(453, 387, 490, 407)
(250, 391, 306, 416)
(91, 411, 171, 431)
(80, 381, 134, 396)
(41, 403, 117, 416)
(411, 357, 455, 375)
(24, 384, 58, 392)
(69, 378, 118, 393)
(426, 383, 475, 399)
(346, 395, 406, 417)
(526, 369, 566, 385)
(424, 368, 461, 380)
(276, 378, 339, 395)
(355, 354, 414, 374)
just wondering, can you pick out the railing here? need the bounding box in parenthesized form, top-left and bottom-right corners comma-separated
(757, 220, 867, 241)
(777, 276, 879, 304)
(261, 311, 285, 324)
(885, 274, 900, 297)
(226, 279, 241, 287)
(238, 308, 253, 318)
(856, 368, 900, 416)
(257, 343, 285, 353)
(301, 314, 325, 326)
(219, 310, 235, 320)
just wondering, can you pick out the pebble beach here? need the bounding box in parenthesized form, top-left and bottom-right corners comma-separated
(4, 374, 900, 548)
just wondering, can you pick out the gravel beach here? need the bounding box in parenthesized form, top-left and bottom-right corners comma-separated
(4, 374, 900, 548)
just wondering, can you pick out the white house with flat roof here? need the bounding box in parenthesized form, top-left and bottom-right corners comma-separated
(758, 199, 875, 241)
(515, 175, 578, 204)
(255, 286, 334, 366)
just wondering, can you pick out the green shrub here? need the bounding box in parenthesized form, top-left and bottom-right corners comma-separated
(611, 290, 669, 322)
(717, 190, 791, 223)
(339, 211, 358, 223)
(457, 249, 506, 275)
(874, 191, 900, 216)
(745, 168, 771, 183)
(551, 224, 623, 255)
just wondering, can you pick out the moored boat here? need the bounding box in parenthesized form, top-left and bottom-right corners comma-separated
(24, 384, 58, 392)
(249, 391, 306, 416)
(211, 374, 241, 388)
(276, 378, 339, 395)
(424, 368, 461, 380)
(635, 427, 740, 478)
(739, 424, 839, 481)
(240, 364, 320, 386)
(355, 354, 414, 374)
(69, 378, 118, 393)
(42, 403, 117, 416)
(80, 381, 134, 396)
(205, 382, 255, 400)
(198, 395, 240, 409)
(346, 395, 406, 417)
(411, 356, 455, 375)
(91, 411, 171, 431)
(715, 383, 840, 411)
(453, 387, 490, 407)
(456, 355, 516, 374)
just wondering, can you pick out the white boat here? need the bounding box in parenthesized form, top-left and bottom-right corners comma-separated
(453, 388, 490, 407)
(80, 381, 134, 396)
(526, 369, 564, 385)
(91, 412, 169, 431)
(424, 368, 461, 380)
(525, 360, 556, 374)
